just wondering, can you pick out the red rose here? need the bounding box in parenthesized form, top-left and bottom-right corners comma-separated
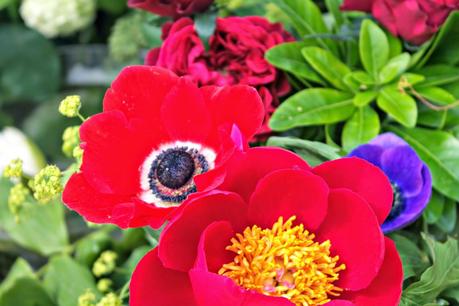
(62, 66, 264, 229)
(130, 148, 403, 306)
(147, 16, 295, 139)
(342, 0, 459, 45)
(128, 0, 213, 18)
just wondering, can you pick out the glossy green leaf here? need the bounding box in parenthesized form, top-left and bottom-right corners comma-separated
(342, 106, 380, 152)
(270, 89, 355, 131)
(379, 53, 411, 84)
(348, 71, 375, 85)
(388, 126, 459, 202)
(428, 11, 459, 65)
(391, 234, 429, 280)
(436, 199, 457, 233)
(265, 42, 324, 84)
(402, 73, 426, 85)
(74, 230, 112, 267)
(302, 47, 351, 90)
(416, 87, 457, 105)
(324, 0, 345, 29)
(359, 19, 389, 79)
(387, 32, 402, 58)
(44, 255, 99, 306)
(267, 136, 341, 166)
(377, 87, 417, 127)
(353, 91, 378, 107)
(423, 191, 445, 225)
(0, 278, 55, 306)
(415, 65, 459, 87)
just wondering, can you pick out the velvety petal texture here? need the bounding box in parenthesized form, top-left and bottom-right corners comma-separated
(130, 148, 403, 306)
(128, 0, 214, 17)
(63, 65, 264, 229)
(349, 132, 432, 233)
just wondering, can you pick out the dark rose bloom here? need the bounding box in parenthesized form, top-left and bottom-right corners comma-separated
(342, 0, 459, 45)
(128, 0, 213, 18)
(146, 16, 295, 139)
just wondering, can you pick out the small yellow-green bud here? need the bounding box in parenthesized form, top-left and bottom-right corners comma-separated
(93, 251, 118, 277)
(8, 183, 29, 222)
(78, 289, 96, 306)
(3, 159, 23, 179)
(96, 293, 122, 306)
(62, 126, 81, 157)
(73, 146, 84, 160)
(59, 95, 81, 118)
(29, 165, 63, 204)
(97, 278, 113, 293)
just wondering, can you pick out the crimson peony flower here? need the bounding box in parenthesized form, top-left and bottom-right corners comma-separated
(130, 147, 403, 306)
(342, 0, 459, 45)
(146, 16, 294, 139)
(62, 66, 264, 229)
(128, 0, 214, 18)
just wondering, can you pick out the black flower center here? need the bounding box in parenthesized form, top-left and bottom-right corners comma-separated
(387, 183, 405, 221)
(156, 150, 195, 189)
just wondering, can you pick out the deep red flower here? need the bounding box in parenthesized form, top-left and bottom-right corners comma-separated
(128, 0, 213, 18)
(62, 66, 264, 229)
(130, 147, 403, 306)
(146, 16, 294, 140)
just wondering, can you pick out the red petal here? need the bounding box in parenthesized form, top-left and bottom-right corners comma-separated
(80, 111, 159, 195)
(343, 238, 403, 306)
(313, 157, 393, 225)
(196, 147, 310, 202)
(189, 270, 294, 306)
(130, 248, 197, 306)
(325, 301, 355, 306)
(159, 191, 248, 272)
(317, 189, 385, 291)
(160, 78, 211, 143)
(103, 65, 178, 127)
(248, 169, 329, 231)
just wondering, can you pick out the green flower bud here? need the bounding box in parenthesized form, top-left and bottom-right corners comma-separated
(3, 159, 23, 179)
(78, 289, 96, 306)
(59, 95, 81, 118)
(62, 126, 81, 157)
(93, 251, 118, 277)
(29, 165, 63, 204)
(96, 293, 122, 306)
(8, 183, 30, 222)
(97, 278, 113, 293)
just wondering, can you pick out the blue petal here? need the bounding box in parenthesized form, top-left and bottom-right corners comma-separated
(370, 132, 407, 149)
(348, 144, 383, 168)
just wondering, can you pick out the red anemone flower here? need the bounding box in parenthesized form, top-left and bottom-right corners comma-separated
(62, 66, 264, 229)
(131, 147, 403, 306)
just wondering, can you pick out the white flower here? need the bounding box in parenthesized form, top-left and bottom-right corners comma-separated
(20, 0, 96, 38)
(0, 127, 45, 177)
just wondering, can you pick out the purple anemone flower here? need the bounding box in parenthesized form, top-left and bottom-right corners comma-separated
(349, 133, 432, 233)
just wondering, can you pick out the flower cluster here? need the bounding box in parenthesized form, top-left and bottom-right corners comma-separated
(146, 16, 294, 139)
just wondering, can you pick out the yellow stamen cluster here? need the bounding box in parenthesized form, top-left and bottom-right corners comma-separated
(219, 216, 346, 306)
(59, 95, 81, 118)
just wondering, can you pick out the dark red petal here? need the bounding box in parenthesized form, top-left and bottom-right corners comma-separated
(130, 248, 197, 306)
(159, 191, 248, 272)
(313, 157, 393, 225)
(160, 78, 211, 143)
(196, 147, 310, 202)
(248, 169, 329, 231)
(317, 189, 385, 291)
(80, 110, 158, 195)
(189, 270, 294, 306)
(203, 85, 264, 140)
(103, 65, 178, 125)
(63, 173, 174, 228)
(343, 238, 403, 306)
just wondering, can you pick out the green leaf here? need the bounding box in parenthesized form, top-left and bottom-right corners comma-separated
(267, 136, 341, 166)
(0, 25, 60, 103)
(122, 245, 152, 273)
(195, 11, 217, 49)
(265, 42, 324, 84)
(302, 47, 351, 90)
(270, 89, 355, 131)
(0, 0, 14, 10)
(353, 91, 378, 107)
(402, 73, 426, 85)
(436, 199, 457, 233)
(0, 179, 68, 255)
(416, 87, 457, 105)
(44, 255, 99, 306)
(428, 11, 459, 65)
(423, 191, 445, 225)
(342, 106, 380, 152)
(377, 87, 417, 127)
(324, 0, 345, 29)
(401, 236, 459, 305)
(0, 278, 55, 306)
(391, 234, 430, 280)
(74, 230, 112, 267)
(415, 65, 459, 87)
(145, 227, 162, 247)
(0, 258, 34, 295)
(387, 31, 402, 58)
(379, 53, 411, 84)
(359, 19, 389, 79)
(348, 71, 375, 85)
(388, 126, 459, 202)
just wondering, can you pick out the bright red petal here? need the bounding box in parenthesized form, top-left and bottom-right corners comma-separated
(160, 78, 211, 143)
(317, 189, 385, 291)
(313, 157, 393, 225)
(103, 65, 178, 127)
(343, 238, 403, 306)
(130, 248, 197, 306)
(325, 301, 355, 306)
(248, 169, 329, 231)
(189, 270, 294, 306)
(196, 147, 310, 202)
(159, 191, 248, 272)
